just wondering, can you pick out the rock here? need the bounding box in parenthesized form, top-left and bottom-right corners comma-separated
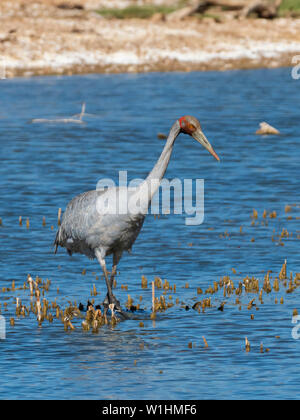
(256, 122, 280, 135)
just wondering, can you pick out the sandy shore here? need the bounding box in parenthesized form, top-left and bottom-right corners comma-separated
(0, 1, 300, 77)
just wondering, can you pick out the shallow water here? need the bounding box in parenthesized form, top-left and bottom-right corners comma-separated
(0, 68, 300, 400)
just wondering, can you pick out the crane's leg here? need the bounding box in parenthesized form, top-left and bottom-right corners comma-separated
(103, 250, 123, 308)
(95, 249, 113, 318)
(95, 249, 128, 320)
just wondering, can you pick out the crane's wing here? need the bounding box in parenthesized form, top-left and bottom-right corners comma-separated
(54, 189, 107, 254)
(54, 186, 145, 255)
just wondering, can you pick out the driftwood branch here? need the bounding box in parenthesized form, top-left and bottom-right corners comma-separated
(167, 0, 282, 20)
(241, 0, 282, 18)
(31, 102, 86, 124)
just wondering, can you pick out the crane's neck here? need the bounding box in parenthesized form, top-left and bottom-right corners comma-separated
(134, 120, 181, 212)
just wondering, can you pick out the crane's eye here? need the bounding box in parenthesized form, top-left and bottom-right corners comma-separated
(188, 123, 196, 132)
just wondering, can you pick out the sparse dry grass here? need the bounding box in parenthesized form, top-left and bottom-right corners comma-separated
(279, 0, 300, 15)
(97, 5, 177, 19)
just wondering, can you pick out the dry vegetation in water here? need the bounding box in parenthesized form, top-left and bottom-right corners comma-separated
(1, 203, 300, 354)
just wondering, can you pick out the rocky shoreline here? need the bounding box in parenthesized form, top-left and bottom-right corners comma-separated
(0, 1, 299, 78)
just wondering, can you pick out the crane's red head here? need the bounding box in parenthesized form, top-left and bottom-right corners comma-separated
(179, 115, 220, 161)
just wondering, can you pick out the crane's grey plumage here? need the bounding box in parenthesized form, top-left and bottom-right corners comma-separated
(54, 116, 219, 318)
(54, 189, 144, 258)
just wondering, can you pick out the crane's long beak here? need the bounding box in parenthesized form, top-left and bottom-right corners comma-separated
(192, 129, 220, 161)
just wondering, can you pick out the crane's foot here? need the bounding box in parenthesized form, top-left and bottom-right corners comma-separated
(103, 294, 129, 320)
(103, 293, 120, 309)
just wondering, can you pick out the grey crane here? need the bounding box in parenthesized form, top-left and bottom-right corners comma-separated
(54, 115, 220, 318)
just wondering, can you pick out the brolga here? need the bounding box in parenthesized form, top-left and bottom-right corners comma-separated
(54, 116, 220, 318)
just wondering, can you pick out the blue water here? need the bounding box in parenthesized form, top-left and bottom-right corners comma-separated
(0, 68, 299, 400)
